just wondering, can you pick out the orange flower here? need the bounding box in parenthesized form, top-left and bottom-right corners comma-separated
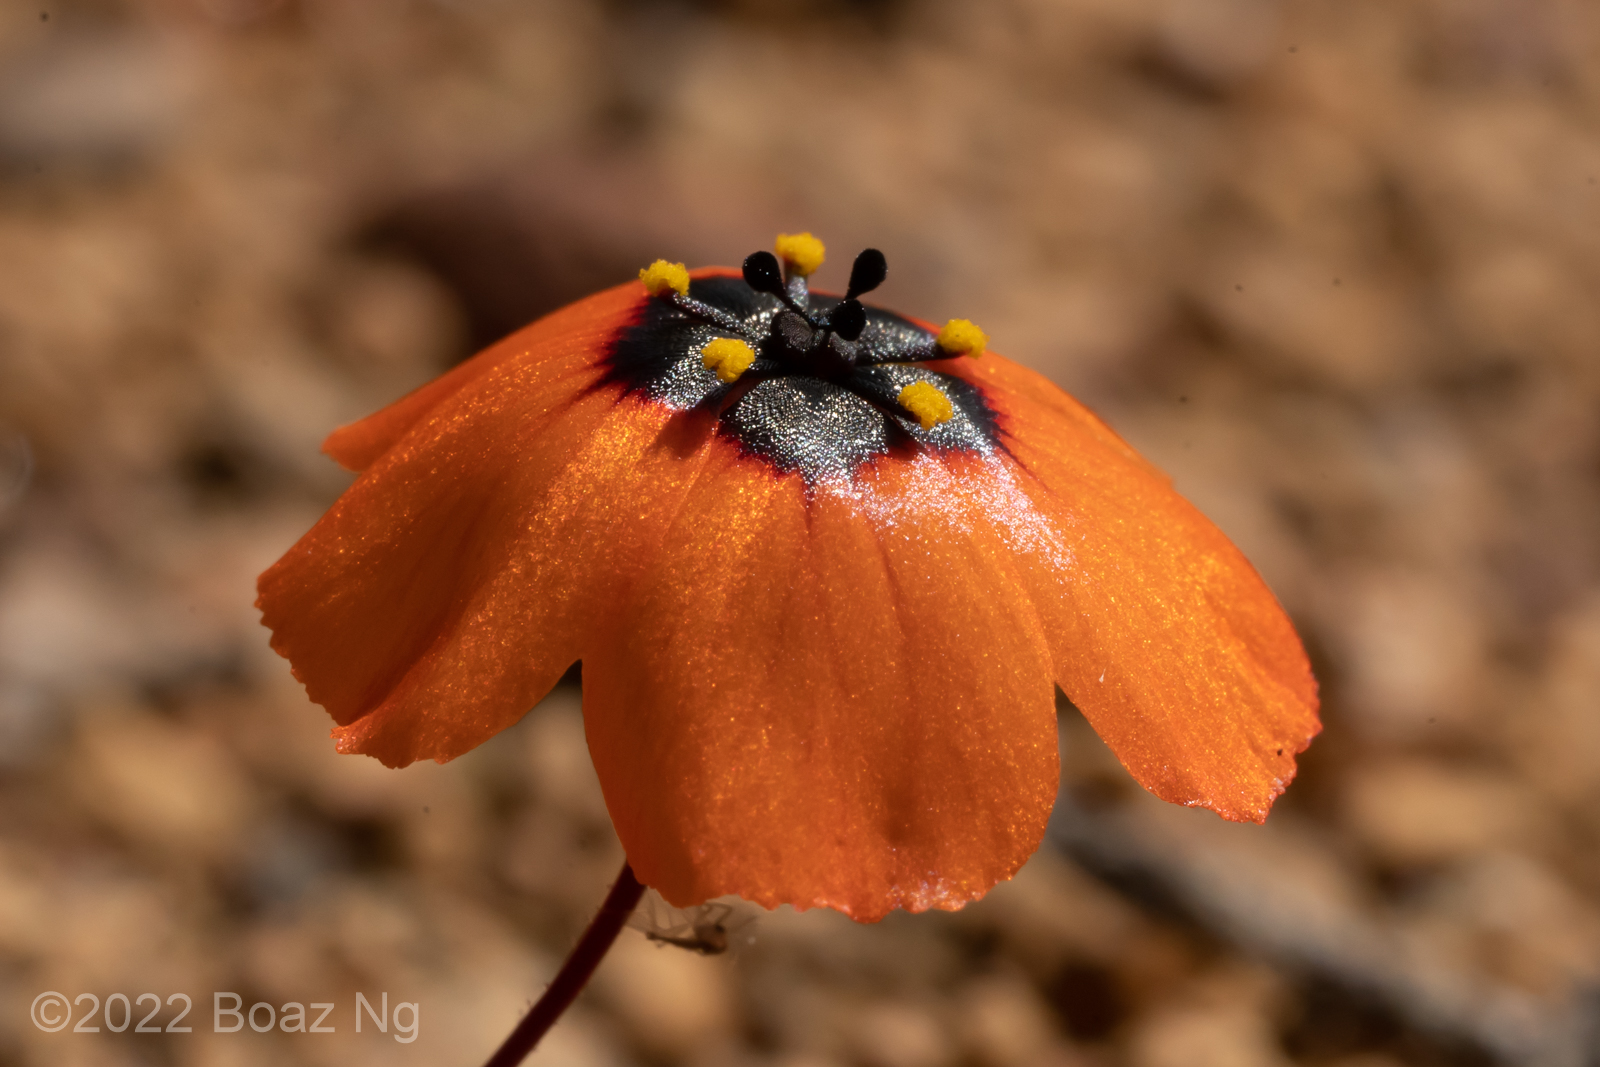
(257, 238, 1319, 922)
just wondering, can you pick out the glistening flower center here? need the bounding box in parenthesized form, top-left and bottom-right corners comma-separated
(616, 238, 997, 483)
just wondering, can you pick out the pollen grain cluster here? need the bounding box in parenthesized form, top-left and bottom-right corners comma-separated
(775, 232, 826, 276)
(701, 337, 756, 383)
(937, 319, 988, 357)
(639, 259, 690, 298)
(897, 381, 955, 430)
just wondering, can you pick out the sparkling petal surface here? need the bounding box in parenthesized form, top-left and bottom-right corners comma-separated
(945, 353, 1321, 823)
(259, 284, 712, 766)
(321, 281, 644, 472)
(582, 446, 1059, 921)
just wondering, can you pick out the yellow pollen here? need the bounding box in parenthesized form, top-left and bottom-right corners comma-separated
(639, 259, 689, 298)
(774, 232, 826, 277)
(701, 337, 757, 383)
(936, 318, 988, 358)
(898, 381, 954, 430)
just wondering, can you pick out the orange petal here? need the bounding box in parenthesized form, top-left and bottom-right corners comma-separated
(943, 354, 1320, 823)
(321, 276, 670, 472)
(258, 289, 714, 766)
(582, 445, 1059, 921)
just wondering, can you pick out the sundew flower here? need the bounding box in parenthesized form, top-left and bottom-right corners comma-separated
(258, 233, 1319, 923)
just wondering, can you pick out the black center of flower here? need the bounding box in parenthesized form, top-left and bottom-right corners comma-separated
(604, 247, 1000, 483)
(740, 248, 887, 380)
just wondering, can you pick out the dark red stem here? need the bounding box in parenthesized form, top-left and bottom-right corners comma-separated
(482, 861, 646, 1067)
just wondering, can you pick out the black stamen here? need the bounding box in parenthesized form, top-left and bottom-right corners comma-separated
(830, 298, 867, 342)
(845, 248, 887, 300)
(742, 252, 786, 296)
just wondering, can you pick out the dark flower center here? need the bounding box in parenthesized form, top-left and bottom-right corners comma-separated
(606, 245, 1001, 483)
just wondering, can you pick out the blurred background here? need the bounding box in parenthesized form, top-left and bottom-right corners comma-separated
(2, 0, 1599, 1064)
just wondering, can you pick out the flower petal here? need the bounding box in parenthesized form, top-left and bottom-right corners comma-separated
(947, 354, 1320, 823)
(582, 446, 1059, 922)
(258, 285, 712, 767)
(322, 279, 647, 472)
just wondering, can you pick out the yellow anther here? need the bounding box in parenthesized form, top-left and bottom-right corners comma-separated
(701, 337, 757, 383)
(639, 259, 690, 298)
(936, 318, 988, 358)
(774, 232, 826, 277)
(898, 381, 954, 431)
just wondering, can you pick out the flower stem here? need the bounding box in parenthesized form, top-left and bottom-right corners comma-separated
(482, 861, 646, 1067)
